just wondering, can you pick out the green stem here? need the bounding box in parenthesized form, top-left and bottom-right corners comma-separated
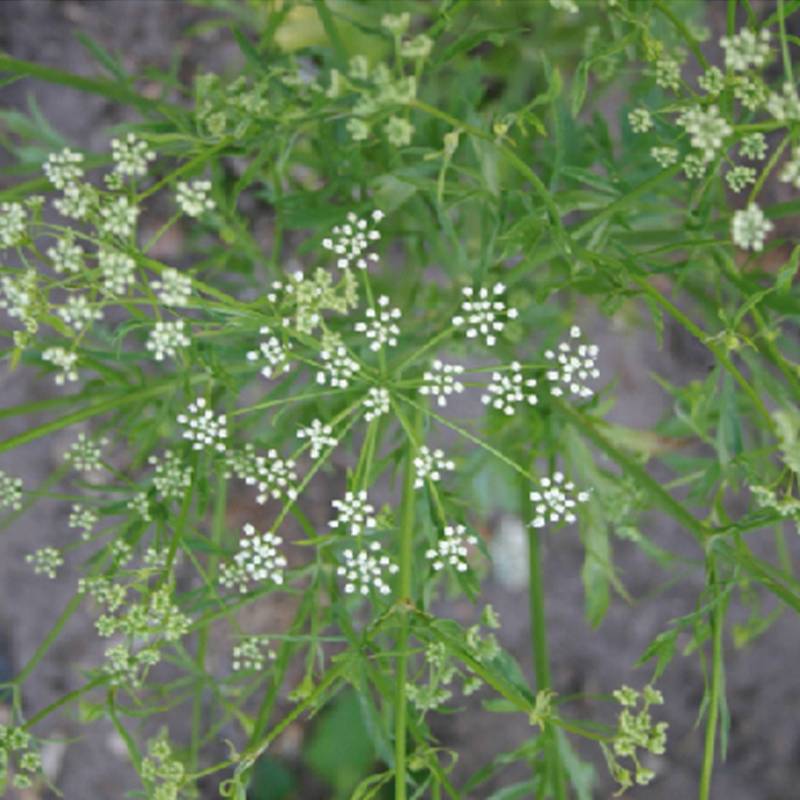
(394, 408, 419, 800)
(699, 559, 726, 800)
(522, 477, 567, 800)
(190, 466, 226, 767)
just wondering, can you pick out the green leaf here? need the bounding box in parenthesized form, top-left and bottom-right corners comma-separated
(571, 60, 590, 117)
(774, 407, 800, 474)
(304, 690, 375, 798)
(372, 174, 418, 214)
(715, 373, 742, 465)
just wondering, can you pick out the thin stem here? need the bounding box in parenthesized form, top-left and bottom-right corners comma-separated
(699, 559, 726, 800)
(521, 476, 568, 800)
(394, 407, 419, 800)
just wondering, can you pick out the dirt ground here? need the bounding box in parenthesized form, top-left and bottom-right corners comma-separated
(1, 2, 799, 799)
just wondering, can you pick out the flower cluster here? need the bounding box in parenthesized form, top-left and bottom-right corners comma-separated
(42, 346, 79, 384)
(69, 503, 98, 540)
(150, 450, 192, 500)
(47, 233, 83, 273)
(98, 195, 139, 238)
(103, 642, 160, 688)
(452, 283, 518, 347)
(529, 472, 590, 529)
(337, 541, 398, 596)
(413, 445, 455, 489)
(322, 209, 384, 270)
(43, 147, 84, 189)
(481, 362, 538, 415)
(330, 490, 376, 536)
(545, 326, 600, 398)
(363, 386, 390, 422)
(152, 267, 192, 307)
(0, 725, 42, 791)
(99, 248, 136, 295)
(354, 295, 401, 350)
(65, 432, 107, 473)
(232, 636, 276, 671)
(176, 179, 215, 217)
(607, 685, 668, 791)
(247, 327, 292, 378)
(253, 450, 298, 504)
(146, 320, 191, 361)
(26, 546, 63, 578)
(720, 28, 771, 72)
(0, 470, 23, 511)
(111, 133, 156, 178)
(426, 524, 478, 573)
(419, 360, 465, 408)
(317, 341, 360, 388)
(219, 524, 287, 592)
(177, 397, 228, 453)
(731, 203, 773, 252)
(297, 419, 338, 459)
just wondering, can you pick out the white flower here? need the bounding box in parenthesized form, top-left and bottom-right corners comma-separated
(254, 450, 298, 504)
(232, 636, 275, 671)
(337, 541, 398, 596)
(65, 432, 107, 473)
(176, 180, 215, 217)
(419, 360, 465, 408)
(720, 28, 771, 72)
(413, 445, 455, 490)
(384, 116, 414, 147)
(47, 233, 83, 274)
(0, 470, 22, 511)
(779, 149, 800, 189)
(726, 166, 756, 193)
(317, 345, 360, 388)
(177, 397, 228, 453)
(330, 490, 376, 536)
(127, 491, 151, 522)
(733, 75, 767, 111)
(0, 202, 26, 249)
(152, 267, 192, 307)
(698, 66, 725, 95)
(42, 347, 78, 384)
(149, 450, 192, 500)
(766, 81, 800, 122)
(58, 294, 103, 331)
(731, 203, 773, 252)
(628, 109, 653, 133)
(220, 524, 287, 593)
(650, 146, 679, 168)
(739, 133, 767, 160)
(682, 153, 707, 180)
(655, 57, 681, 91)
(111, 133, 156, 178)
(297, 419, 338, 459)
(146, 320, 190, 361)
(69, 503, 98, 540)
(529, 472, 590, 528)
(26, 546, 63, 579)
(98, 195, 139, 238)
(53, 181, 96, 220)
(481, 362, 538, 415)
(0, 270, 36, 329)
(43, 147, 84, 189)
(426, 524, 478, 572)
(98, 248, 136, 295)
(363, 387, 390, 422)
(545, 326, 600, 398)
(246, 327, 291, 378)
(322, 209, 384, 270)
(354, 295, 401, 351)
(452, 283, 518, 347)
(677, 105, 732, 162)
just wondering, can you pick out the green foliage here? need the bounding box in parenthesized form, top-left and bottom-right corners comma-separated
(1, 1, 799, 798)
